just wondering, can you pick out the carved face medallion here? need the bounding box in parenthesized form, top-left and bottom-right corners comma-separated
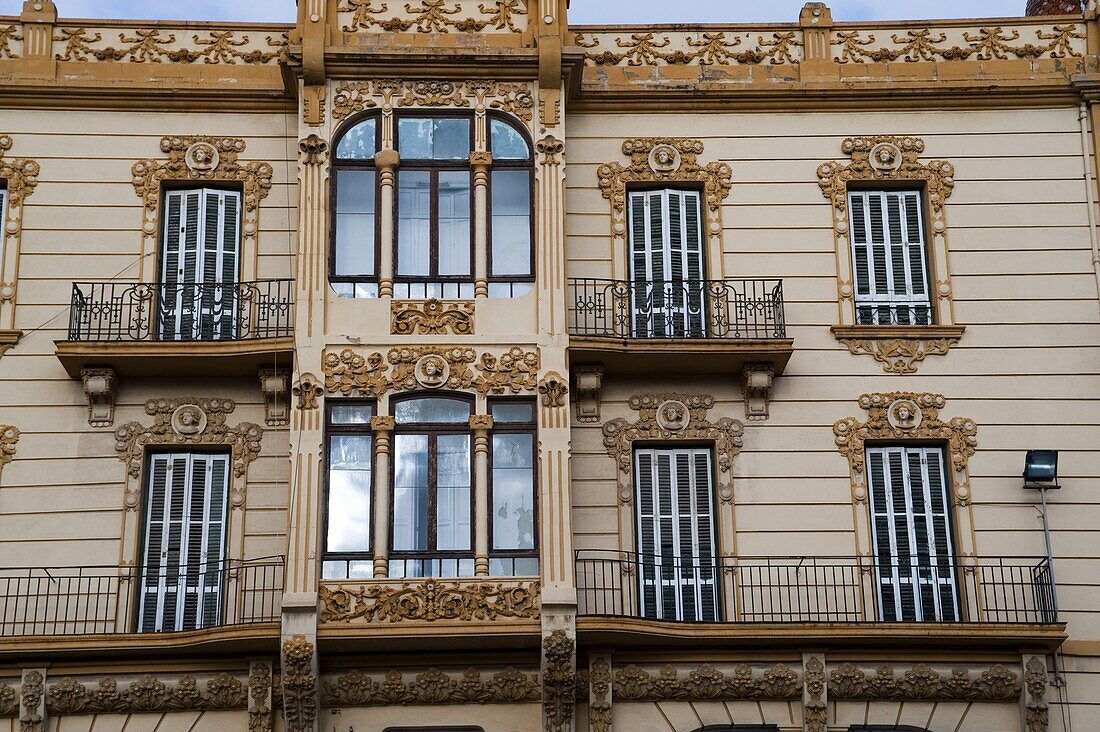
(887, 399, 922, 431)
(185, 142, 220, 173)
(171, 404, 208, 436)
(648, 144, 681, 174)
(414, 354, 450, 388)
(869, 142, 902, 174)
(656, 400, 690, 431)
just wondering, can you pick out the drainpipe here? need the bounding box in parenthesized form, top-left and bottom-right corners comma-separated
(1078, 103, 1100, 312)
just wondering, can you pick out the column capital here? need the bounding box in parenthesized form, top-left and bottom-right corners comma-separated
(469, 414, 494, 432)
(470, 151, 493, 169)
(376, 148, 400, 171)
(371, 415, 396, 432)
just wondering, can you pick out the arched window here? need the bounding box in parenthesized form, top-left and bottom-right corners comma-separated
(330, 111, 534, 300)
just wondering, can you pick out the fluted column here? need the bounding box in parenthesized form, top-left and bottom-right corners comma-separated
(471, 152, 492, 298)
(376, 148, 399, 297)
(371, 416, 395, 578)
(470, 414, 493, 576)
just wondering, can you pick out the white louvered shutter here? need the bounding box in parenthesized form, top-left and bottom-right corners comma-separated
(848, 190, 932, 326)
(199, 189, 242, 340)
(138, 452, 230, 633)
(866, 446, 958, 622)
(635, 448, 718, 621)
(628, 190, 706, 338)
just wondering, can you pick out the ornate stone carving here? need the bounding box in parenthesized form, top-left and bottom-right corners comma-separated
(613, 663, 800, 701)
(332, 81, 378, 122)
(248, 664, 273, 732)
(599, 138, 732, 220)
(281, 635, 317, 732)
(543, 631, 575, 732)
(114, 398, 263, 504)
(0, 680, 15, 717)
(536, 135, 565, 165)
(0, 135, 40, 205)
(292, 374, 325, 410)
(323, 667, 540, 706)
(804, 657, 826, 732)
(259, 369, 290, 426)
(319, 579, 540, 623)
(1025, 656, 1049, 732)
(834, 392, 977, 477)
(324, 346, 540, 396)
(332, 79, 534, 122)
(298, 134, 329, 166)
(835, 332, 962, 374)
(742, 363, 774, 421)
(577, 30, 803, 66)
(19, 671, 43, 732)
(573, 366, 603, 423)
(0, 26, 20, 60)
(538, 371, 569, 408)
(831, 25, 1084, 63)
(589, 657, 612, 732)
(604, 394, 743, 503)
(46, 674, 247, 714)
(338, 0, 528, 34)
(828, 662, 1019, 701)
(391, 298, 474, 335)
(0, 424, 19, 474)
(81, 367, 118, 427)
(52, 28, 287, 64)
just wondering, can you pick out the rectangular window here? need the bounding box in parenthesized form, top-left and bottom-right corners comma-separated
(138, 452, 230, 633)
(866, 445, 958, 622)
(323, 402, 376, 580)
(634, 447, 718, 622)
(848, 189, 932, 325)
(489, 400, 537, 576)
(160, 188, 242, 341)
(396, 170, 472, 280)
(627, 189, 706, 338)
(334, 169, 377, 278)
(490, 169, 532, 278)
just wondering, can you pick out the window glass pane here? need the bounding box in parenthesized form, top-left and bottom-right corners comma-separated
(491, 119, 530, 159)
(393, 434, 429, 551)
(490, 557, 539, 576)
(397, 118, 433, 159)
(330, 403, 374, 425)
(397, 170, 431, 276)
(438, 171, 471, 277)
(394, 398, 471, 424)
(434, 118, 472, 159)
(398, 117, 471, 160)
(335, 118, 377, 159)
(491, 170, 531, 277)
(436, 434, 472, 551)
(492, 433, 535, 551)
(491, 401, 534, 424)
(322, 560, 347, 580)
(327, 435, 372, 552)
(335, 170, 376, 276)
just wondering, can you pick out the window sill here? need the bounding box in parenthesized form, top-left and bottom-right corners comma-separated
(831, 325, 965, 375)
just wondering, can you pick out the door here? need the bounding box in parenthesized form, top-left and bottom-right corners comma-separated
(628, 189, 706, 338)
(866, 445, 959, 621)
(159, 189, 242, 340)
(635, 448, 718, 621)
(138, 452, 230, 632)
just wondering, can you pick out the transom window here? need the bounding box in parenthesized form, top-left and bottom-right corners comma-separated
(330, 112, 534, 300)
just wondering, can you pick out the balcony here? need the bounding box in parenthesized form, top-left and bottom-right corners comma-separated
(55, 280, 294, 378)
(567, 278, 794, 375)
(0, 557, 284, 657)
(575, 551, 1065, 651)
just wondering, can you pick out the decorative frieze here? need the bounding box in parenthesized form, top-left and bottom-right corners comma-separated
(542, 631, 575, 732)
(577, 30, 802, 67)
(332, 79, 534, 122)
(319, 578, 540, 623)
(324, 346, 540, 396)
(323, 667, 541, 706)
(833, 329, 963, 375)
(613, 663, 801, 701)
(46, 674, 248, 714)
(831, 25, 1083, 63)
(391, 298, 474, 335)
(281, 635, 317, 732)
(52, 27, 287, 64)
(337, 0, 528, 34)
(828, 662, 1019, 701)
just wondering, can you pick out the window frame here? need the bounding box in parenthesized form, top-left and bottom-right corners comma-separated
(329, 112, 384, 288)
(487, 397, 539, 570)
(486, 113, 536, 284)
(389, 392, 477, 567)
(321, 399, 378, 578)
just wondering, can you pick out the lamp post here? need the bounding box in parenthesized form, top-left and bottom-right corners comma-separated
(1023, 450, 1060, 619)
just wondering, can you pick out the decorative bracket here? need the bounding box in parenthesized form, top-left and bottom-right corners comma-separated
(259, 369, 290, 426)
(573, 365, 603, 423)
(832, 325, 965, 375)
(81, 367, 118, 427)
(742, 363, 774, 421)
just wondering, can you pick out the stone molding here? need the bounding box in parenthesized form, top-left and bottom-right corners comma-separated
(318, 578, 540, 623)
(298, 134, 328, 166)
(322, 667, 541, 706)
(390, 298, 474, 335)
(332, 79, 534, 122)
(258, 369, 290, 426)
(45, 673, 249, 714)
(613, 663, 801, 701)
(324, 346, 539, 396)
(0, 134, 40, 326)
(0, 135, 39, 206)
(248, 663, 273, 732)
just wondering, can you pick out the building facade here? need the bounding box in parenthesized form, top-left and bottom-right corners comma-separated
(0, 0, 1096, 729)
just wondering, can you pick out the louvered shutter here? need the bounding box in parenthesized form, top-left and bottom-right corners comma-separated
(138, 452, 230, 633)
(866, 446, 958, 622)
(848, 190, 932, 326)
(635, 448, 718, 621)
(627, 190, 706, 338)
(198, 190, 241, 340)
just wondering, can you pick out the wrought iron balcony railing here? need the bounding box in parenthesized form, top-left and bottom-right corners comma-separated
(0, 556, 284, 637)
(575, 551, 1057, 625)
(568, 278, 786, 340)
(67, 280, 294, 342)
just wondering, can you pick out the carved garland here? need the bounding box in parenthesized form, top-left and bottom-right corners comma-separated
(324, 346, 539, 396)
(577, 31, 802, 66)
(0, 134, 41, 333)
(332, 79, 535, 122)
(46, 674, 248, 714)
(281, 635, 317, 732)
(614, 663, 801, 701)
(338, 0, 528, 33)
(53, 29, 288, 64)
(818, 135, 964, 374)
(831, 25, 1083, 63)
(603, 394, 744, 504)
(829, 662, 1020, 701)
(318, 578, 540, 623)
(323, 667, 541, 706)
(543, 631, 575, 732)
(391, 298, 474, 335)
(114, 398, 263, 507)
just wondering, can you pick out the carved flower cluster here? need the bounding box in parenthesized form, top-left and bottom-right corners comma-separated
(829, 663, 1020, 701)
(46, 674, 248, 714)
(323, 667, 540, 706)
(319, 578, 540, 623)
(614, 663, 801, 701)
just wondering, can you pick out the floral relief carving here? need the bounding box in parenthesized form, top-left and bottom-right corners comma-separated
(830, 24, 1084, 63)
(52, 28, 286, 64)
(838, 335, 960, 374)
(0, 424, 18, 474)
(600, 138, 732, 219)
(292, 373, 325, 410)
(543, 631, 575, 732)
(391, 298, 474, 335)
(323, 667, 540, 706)
(1025, 656, 1049, 732)
(332, 79, 534, 122)
(323, 346, 539, 396)
(338, 0, 527, 33)
(536, 135, 565, 165)
(319, 578, 540, 623)
(0, 135, 40, 206)
(0, 680, 15, 717)
(248, 664, 273, 732)
(828, 662, 1019, 701)
(46, 674, 247, 714)
(589, 658, 612, 732)
(577, 30, 802, 66)
(538, 371, 569, 408)
(298, 135, 329, 166)
(804, 657, 827, 732)
(614, 663, 800, 701)
(281, 635, 317, 732)
(19, 671, 42, 732)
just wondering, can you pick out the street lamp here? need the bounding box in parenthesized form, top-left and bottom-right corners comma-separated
(1023, 450, 1059, 619)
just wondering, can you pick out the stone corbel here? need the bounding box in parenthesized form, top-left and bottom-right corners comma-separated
(259, 369, 290, 427)
(742, 363, 774, 421)
(573, 365, 603, 423)
(80, 367, 117, 428)
(0, 329, 20, 358)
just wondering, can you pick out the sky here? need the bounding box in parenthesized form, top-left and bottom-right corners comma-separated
(0, 0, 1031, 24)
